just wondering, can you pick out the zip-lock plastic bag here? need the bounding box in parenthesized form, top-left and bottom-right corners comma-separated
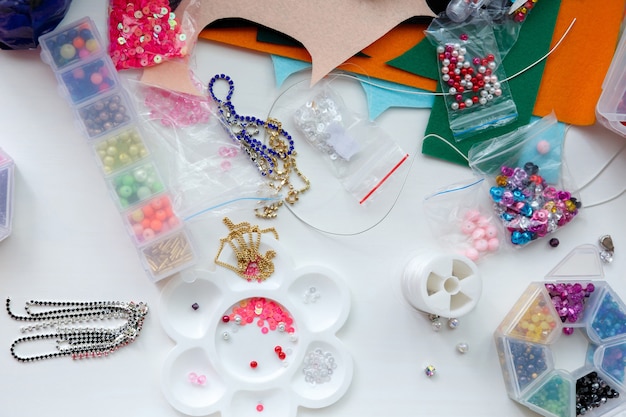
(129, 78, 276, 221)
(423, 178, 502, 262)
(425, 14, 518, 141)
(468, 112, 580, 246)
(292, 81, 409, 205)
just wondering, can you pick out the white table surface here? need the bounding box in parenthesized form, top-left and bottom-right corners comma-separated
(2, 2, 626, 416)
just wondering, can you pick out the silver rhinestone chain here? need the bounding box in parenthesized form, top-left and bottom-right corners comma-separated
(6, 298, 148, 362)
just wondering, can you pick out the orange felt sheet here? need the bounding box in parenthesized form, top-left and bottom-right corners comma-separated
(199, 24, 438, 92)
(199, 0, 625, 125)
(533, 1, 625, 124)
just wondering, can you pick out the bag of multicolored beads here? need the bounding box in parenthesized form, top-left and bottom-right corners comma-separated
(468, 112, 580, 246)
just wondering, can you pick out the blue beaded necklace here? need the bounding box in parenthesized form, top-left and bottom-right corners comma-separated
(208, 74, 308, 218)
(208, 74, 295, 177)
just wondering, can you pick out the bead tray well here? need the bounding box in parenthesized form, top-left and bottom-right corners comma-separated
(159, 237, 353, 417)
(494, 246, 626, 417)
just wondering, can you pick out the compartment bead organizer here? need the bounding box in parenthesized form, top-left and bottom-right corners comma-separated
(495, 276, 626, 417)
(39, 17, 196, 281)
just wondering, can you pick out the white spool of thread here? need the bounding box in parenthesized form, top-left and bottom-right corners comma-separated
(401, 250, 482, 318)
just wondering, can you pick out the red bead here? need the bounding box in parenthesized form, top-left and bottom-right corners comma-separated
(274, 346, 282, 353)
(472, 96, 479, 103)
(278, 352, 286, 360)
(222, 315, 230, 323)
(250, 361, 258, 368)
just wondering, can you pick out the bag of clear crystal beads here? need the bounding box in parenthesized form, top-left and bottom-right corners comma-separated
(292, 81, 409, 204)
(425, 14, 518, 141)
(468, 112, 580, 246)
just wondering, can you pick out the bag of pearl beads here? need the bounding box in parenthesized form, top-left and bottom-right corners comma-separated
(423, 177, 503, 262)
(425, 14, 518, 141)
(467, 112, 580, 247)
(292, 80, 409, 204)
(128, 79, 275, 219)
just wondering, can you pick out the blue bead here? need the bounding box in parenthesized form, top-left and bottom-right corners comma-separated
(490, 186, 504, 202)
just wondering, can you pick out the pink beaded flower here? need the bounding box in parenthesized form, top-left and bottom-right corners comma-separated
(108, 0, 188, 70)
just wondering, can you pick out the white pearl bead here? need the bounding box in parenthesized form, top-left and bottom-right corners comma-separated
(442, 74, 450, 82)
(452, 50, 459, 57)
(495, 88, 502, 96)
(479, 97, 487, 105)
(463, 61, 470, 68)
(488, 61, 497, 70)
(456, 342, 469, 353)
(478, 66, 486, 74)
(449, 87, 457, 94)
(441, 66, 449, 74)
(451, 102, 459, 110)
(464, 99, 473, 107)
(437, 45, 445, 53)
(466, 82, 473, 89)
(442, 58, 450, 66)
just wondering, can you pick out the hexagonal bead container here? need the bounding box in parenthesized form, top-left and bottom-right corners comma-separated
(76, 91, 135, 139)
(124, 194, 182, 246)
(495, 279, 626, 417)
(39, 17, 104, 71)
(0, 149, 15, 243)
(108, 162, 165, 209)
(92, 126, 150, 175)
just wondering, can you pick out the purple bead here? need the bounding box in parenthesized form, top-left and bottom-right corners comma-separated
(563, 327, 574, 335)
(549, 238, 560, 247)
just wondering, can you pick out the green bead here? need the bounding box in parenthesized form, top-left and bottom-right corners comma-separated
(136, 186, 152, 201)
(118, 185, 133, 199)
(121, 174, 135, 186)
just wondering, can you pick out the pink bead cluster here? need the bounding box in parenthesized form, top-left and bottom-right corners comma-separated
(224, 297, 296, 335)
(188, 372, 207, 385)
(460, 209, 500, 261)
(144, 84, 211, 127)
(545, 282, 595, 335)
(108, 0, 187, 70)
(437, 35, 502, 111)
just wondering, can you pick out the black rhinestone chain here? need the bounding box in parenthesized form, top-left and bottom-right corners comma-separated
(6, 298, 148, 363)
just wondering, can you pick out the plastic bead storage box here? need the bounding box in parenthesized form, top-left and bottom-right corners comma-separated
(495, 276, 626, 417)
(0, 148, 15, 243)
(39, 17, 196, 281)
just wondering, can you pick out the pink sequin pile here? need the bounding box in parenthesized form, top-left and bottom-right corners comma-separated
(108, 0, 188, 70)
(226, 297, 296, 335)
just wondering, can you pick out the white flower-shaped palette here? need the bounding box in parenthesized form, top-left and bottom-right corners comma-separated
(159, 236, 353, 417)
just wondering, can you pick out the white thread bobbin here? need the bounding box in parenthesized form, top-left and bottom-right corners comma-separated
(401, 250, 482, 318)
